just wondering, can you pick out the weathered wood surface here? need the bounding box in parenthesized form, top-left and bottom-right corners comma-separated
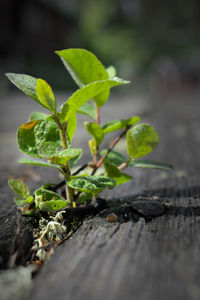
(1, 90, 200, 300)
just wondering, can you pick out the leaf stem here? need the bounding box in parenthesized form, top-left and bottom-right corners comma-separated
(91, 125, 131, 175)
(95, 103, 100, 124)
(118, 159, 131, 171)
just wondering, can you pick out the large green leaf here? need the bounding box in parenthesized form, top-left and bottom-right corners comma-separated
(8, 179, 30, 198)
(38, 141, 82, 165)
(67, 175, 116, 194)
(129, 159, 173, 170)
(127, 124, 159, 159)
(36, 79, 57, 113)
(39, 200, 68, 212)
(84, 122, 104, 145)
(77, 102, 96, 120)
(17, 120, 42, 157)
(6, 73, 40, 104)
(17, 119, 61, 158)
(100, 150, 127, 167)
(103, 116, 140, 134)
(55, 48, 110, 106)
(62, 79, 130, 122)
(18, 158, 62, 170)
(103, 159, 132, 185)
(28, 111, 48, 121)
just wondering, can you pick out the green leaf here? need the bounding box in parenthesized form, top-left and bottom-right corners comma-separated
(62, 79, 130, 122)
(25, 195, 34, 204)
(38, 141, 82, 165)
(127, 124, 159, 159)
(5, 73, 40, 104)
(69, 152, 82, 168)
(103, 116, 140, 134)
(13, 197, 26, 206)
(84, 122, 104, 145)
(18, 158, 62, 170)
(67, 113, 77, 141)
(106, 66, 116, 79)
(88, 139, 97, 156)
(67, 175, 116, 194)
(39, 200, 68, 212)
(35, 188, 65, 202)
(55, 48, 110, 106)
(17, 120, 42, 158)
(77, 193, 92, 204)
(103, 159, 132, 185)
(17, 119, 61, 158)
(129, 160, 173, 170)
(36, 78, 57, 113)
(100, 150, 127, 166)
(56, 49, 109, 87)
(28, 111, 48, 121)
(8, 179, 30, 198)
(77, 102, 96, 120)
(13, 197, 27, 206)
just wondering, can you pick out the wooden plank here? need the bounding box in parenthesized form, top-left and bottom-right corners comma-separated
(28, 186, 200, 300)
(1, 92, 200, 299)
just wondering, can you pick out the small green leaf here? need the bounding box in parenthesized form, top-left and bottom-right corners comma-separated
(6, 73, 40, 104)
(77, 193, 92, 204)
(17, 119, 61, 158)
(13, 197, 27, 206)
(88, 139, 97, 156)
(38, 142, 82, 165)
(84, 122, 104, 145)
(25, 195, 34, 204)
(106, 66, 116, 79)
(69, 152, 82, 168)
(100, 150, 127, 166)
(36, 79, 57, 113)
(18, 158, 61, 170)
(127, 124, 159, 159)
(103, 159, 132, 185)
(39, 200, 68, 212)
(35, 188, 66, 202)
(8, 179, 30, 198)
(61, 79, 130, 121)
(77, 102, 96, 120)
(67, 113, 77, 141)
(28, 111, 48, 121)
(103, 116, 140, 134)
(67, 175, 116, 194)
(129, 160, 173, 170)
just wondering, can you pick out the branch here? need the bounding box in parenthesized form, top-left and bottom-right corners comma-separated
(91, 125, 131, 175)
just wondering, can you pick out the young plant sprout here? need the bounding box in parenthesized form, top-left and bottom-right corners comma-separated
(7, 49, 172, 216)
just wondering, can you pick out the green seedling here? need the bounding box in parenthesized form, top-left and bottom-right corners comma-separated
(6, 48, 173, 216)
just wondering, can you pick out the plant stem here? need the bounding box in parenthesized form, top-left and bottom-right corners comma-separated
(93, 103, 100, 166)
(54, 115, 73, 204)
(118, 159, 131, 171)
(91, 125, 131, 175)
(95, 103, 100, 124)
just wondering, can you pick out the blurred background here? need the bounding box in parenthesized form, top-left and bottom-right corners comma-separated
(1, 0, 200, 92)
